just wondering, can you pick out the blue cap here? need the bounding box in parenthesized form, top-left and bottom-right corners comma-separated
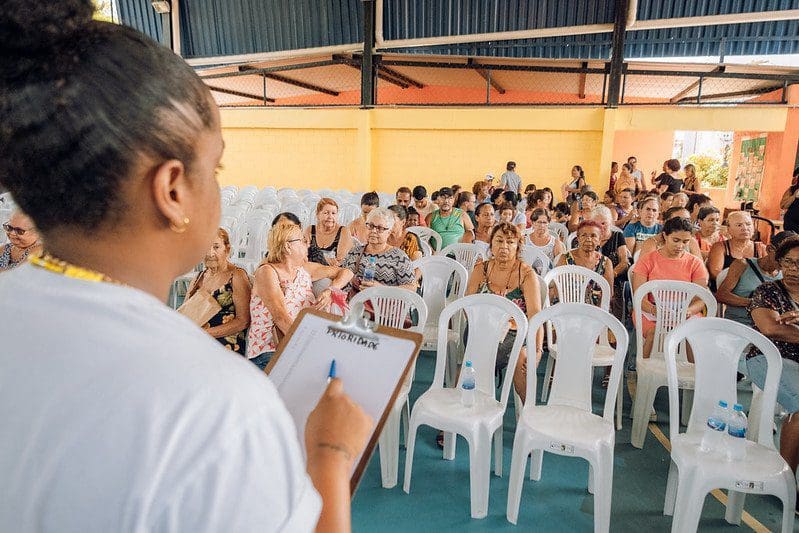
(719, 400, 728, 408)
(733, 404, 744, 411)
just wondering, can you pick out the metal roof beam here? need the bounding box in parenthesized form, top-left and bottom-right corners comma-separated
(334, 55, 410, 89)
(670, 66, 725, 103)
(206, 85, 274, 103)
(238, 66, 340, 97)
(376, 65, 425, 89)
(674, 84, 784, 104)
(578, 62, 588, 99)
(467, 59, 505, 94)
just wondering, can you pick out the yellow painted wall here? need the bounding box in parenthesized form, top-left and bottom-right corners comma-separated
(217, 106, 789, 206)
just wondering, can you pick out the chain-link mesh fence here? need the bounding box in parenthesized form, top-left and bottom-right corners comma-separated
(200, 56, 797, 108)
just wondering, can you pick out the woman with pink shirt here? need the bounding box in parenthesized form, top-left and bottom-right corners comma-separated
(632, 217, 709, 358)
(247, 221, 352, 369)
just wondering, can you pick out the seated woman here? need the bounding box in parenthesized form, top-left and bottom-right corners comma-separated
(498, 202, 525, 232)
(623, 196, 662, 257)
(637, 206, 703, 259)
(342, 207, 417, 296)
(247, 221, 353, 369)
(707, 210, 767, 281)
(0, 211, 42, 271)
(694, 206, 724, 260)
(387, 205, 423, 262)
(473, 202, 495, 245)
(186, 228, 251, 355)
(747, 235, 799, 482)
(304, 198, 353, 267)
(528, 208, 565, 269)
(567, 190, 598, 232)
(632, 217, 709, 358)
(466, 222, 542, 403)
(717, 230, 794, 327)
(555, 220, 614, 306)
(590, 206, 629, 319)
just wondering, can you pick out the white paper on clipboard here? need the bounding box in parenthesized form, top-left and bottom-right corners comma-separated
(267, 309, 419, 479)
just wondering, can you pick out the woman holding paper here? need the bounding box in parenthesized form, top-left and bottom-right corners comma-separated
(248, 221, 354, 368)
(186, 228, 251, 354)
(0, 2, 371, 531)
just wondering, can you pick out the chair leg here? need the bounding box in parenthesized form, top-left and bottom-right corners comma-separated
(588, 463, 595, 494)
(529, 449, 544, 481)
(401, 400, 410, 449)
(402, 419, 420, 494)
(615, 380, 623, 430)
(506, 432, 530, 525)
(468, 428, 492, 519)
(724, 490, 746, 525)
(592, 449, 614, 533)
(493, 427, 503, 477)
(540, 352, 555, 402)
(670, 471, 703, 533)
(378, 409, 400, 488)
(631, 378, 658, 449)
(443, 431, 457, 460)
(663, 460, 678, 516)
(779, 483, 797, 533)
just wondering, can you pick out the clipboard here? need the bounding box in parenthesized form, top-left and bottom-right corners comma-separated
(265, 302, 423, 494)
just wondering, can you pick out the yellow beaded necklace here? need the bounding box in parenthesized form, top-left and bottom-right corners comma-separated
(29, 253, 121, 285)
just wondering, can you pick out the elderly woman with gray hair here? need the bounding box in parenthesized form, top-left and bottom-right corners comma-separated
(342, 206, 417, 294)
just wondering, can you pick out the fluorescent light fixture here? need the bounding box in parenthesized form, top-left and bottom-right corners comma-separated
(151, 1, 170, 14)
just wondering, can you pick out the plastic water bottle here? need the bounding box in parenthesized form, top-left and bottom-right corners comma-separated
(726, 404, 748, 461)
(461, 360, 476, 407)
(363, 256, 376, 283)
(700, 400, 729, 455)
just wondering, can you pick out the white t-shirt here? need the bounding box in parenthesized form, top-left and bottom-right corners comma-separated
(0, 265, 321, 532)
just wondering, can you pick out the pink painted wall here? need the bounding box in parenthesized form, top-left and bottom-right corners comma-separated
(611, 130, 675, 190)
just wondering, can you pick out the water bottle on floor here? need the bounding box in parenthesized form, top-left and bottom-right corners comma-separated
(363, 256, 376, 283)
(461, 360, 476, 407)
(700, 400, 729, 455)
(726, 403, 748, 461)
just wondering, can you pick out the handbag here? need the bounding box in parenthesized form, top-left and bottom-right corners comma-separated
(177, 289, 222, 326)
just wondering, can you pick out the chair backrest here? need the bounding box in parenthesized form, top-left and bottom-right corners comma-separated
(633, 280, 717, 362)
(665, 317, 781, 447)
(407, 226, 443, 252)
(413, 256, 469, 331)
(520, 244, 552, 277)
(543, 264, 611, 311)
(338, 203, 361, 226)
(565, 232, 578, 250)
(349, 286, 428, 335)
(438, 243, 487, 274)
(527, 303, 629, 421)
(418, 239, 433, 257)
(433, 294, 528, 409)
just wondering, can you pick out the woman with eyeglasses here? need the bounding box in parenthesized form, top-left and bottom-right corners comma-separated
(747, 235, 799, 485)
(0, 2, 371, 530)
(555, 220, 615, 307)
(248, 221, 353, 369)
(342, 207, 416, 296)
(1, 211, 42, 271)
(528, 208, 565, 271)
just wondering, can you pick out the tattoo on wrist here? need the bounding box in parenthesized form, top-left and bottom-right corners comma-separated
(316, 442, 353, 461)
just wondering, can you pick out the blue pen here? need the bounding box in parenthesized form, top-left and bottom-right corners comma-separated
(327, 359, 336, 384)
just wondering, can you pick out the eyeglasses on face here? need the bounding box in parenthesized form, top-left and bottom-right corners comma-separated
(2, 223, 29, 236)
(366, 222, 390, 233)
(779, 258, 799, 270)
(287, 237, 308, 245)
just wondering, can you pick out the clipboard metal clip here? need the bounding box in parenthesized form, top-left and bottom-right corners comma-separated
(327, 301, 379, 342)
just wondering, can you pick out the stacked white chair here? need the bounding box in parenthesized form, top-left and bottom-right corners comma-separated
(406, 226, 443, 253)
(662, 318, 795, 532)
(349, 287, 428, 489)
(438, 243, 487, 276)
(539, 265, 622, 430)
(413, 256, 469, 385)
(338, 203, 361, 226)
(404, 294, 528, 519)
(507, 303, 629, 531)
(630, 280, 717, 449)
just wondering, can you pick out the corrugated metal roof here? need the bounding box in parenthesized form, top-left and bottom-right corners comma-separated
(117, 0, 799, 61)
(117, 0, 164, 45)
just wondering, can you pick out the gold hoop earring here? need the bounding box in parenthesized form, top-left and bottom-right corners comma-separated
(170, 216, 190, 234)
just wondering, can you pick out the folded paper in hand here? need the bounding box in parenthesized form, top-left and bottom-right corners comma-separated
(177, 289, 221, 326)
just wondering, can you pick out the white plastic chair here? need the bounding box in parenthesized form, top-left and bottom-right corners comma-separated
(539, 265, 623, 429)
(520, 244, 552, 276)
(404, 294, 528, 519)
(438, 242, 487, 275)
(507, 303, 629, 531)
(630, 280, 717, 449)
(662, 318, 795, 533)
(349, 287, 428, 489)
(407, 226, 443, 253)
(715, 267, 730, 318)
(565, 232, 578, 250)
(413, 256, 469, 384)
(418, 239, 433, 257)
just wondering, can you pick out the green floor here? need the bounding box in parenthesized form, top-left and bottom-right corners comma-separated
(351, 348, 790, 532)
